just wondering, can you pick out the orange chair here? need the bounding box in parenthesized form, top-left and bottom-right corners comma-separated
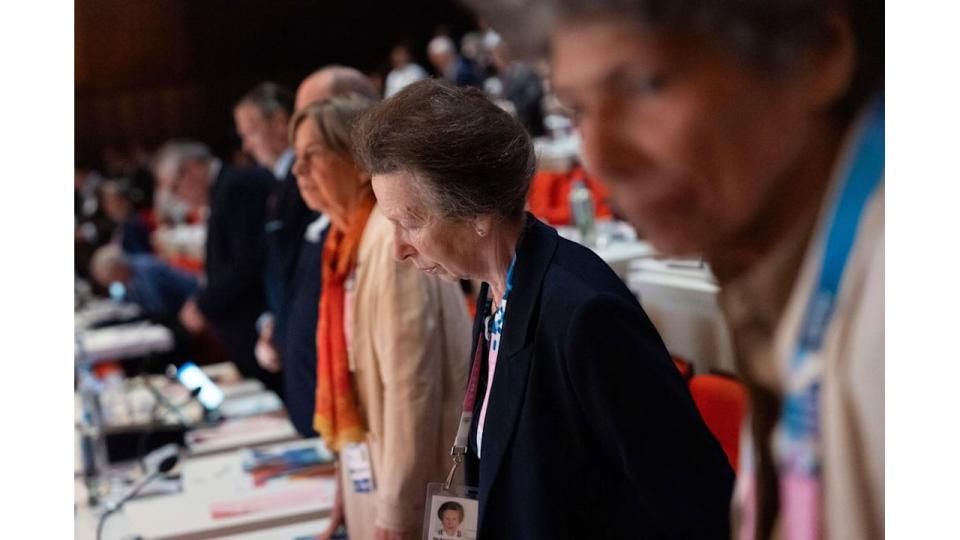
(527, 165, 613, 225)
(689, 372, 747, 472)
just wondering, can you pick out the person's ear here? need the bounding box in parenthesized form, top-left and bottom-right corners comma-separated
(799, 8, 856, 112)
(472, 215, 494, 238)
(355, 166, 373, 187)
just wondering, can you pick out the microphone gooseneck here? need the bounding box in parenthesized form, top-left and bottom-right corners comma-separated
(97, 455, 179, 540)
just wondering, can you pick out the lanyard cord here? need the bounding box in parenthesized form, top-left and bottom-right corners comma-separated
(445, 255, 517, 489)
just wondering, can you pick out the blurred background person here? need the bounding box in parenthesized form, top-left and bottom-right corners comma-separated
(290, 95, 471, 540)
(234, 81, 317, 379)
(355, 79, 734, 540)
(384, 43, 428, 98)
(90, 244, 197, 320)
(152, 140, 280, 393)
(295, 65, 381, 112)
(459, 31, 492, 78)
(470, 0, 884, 537)
(427, 35, 482, 88)
(488, 40, 546, 136)
(75, 168, 112, 281)
(258, 65, 382, 437)
(263, 65, 381, 438)
(101, 180, 153, 255)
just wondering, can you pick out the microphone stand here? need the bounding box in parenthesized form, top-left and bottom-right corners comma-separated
(135, 379, 198, 473)
(96, 455, 178, 540)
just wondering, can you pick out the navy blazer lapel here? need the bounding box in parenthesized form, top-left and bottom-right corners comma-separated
(209, 164, 228, 205)
(476, 214, 559, 523)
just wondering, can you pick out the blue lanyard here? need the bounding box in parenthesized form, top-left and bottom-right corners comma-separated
(794, 98, 884, 361)
(485, 255, 517, 343)
(782, 96, 884, 463)
(503, 256, 516, 302)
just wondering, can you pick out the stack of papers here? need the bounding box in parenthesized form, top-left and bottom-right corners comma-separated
(241, 440, 335, 488)
(186, 412, 298, 456)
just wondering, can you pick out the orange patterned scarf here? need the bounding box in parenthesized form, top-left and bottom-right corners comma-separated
(313, 194, 376, 451)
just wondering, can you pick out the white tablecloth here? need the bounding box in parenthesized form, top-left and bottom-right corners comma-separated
(76, 322, 174, 364)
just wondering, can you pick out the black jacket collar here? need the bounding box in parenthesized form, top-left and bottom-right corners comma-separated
(500, 213, 560, 354)
(470, 213, 561, 522)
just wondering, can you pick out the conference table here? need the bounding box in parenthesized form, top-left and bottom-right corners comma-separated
(75, 362, 324, 540)
(75, 442, 335, 540)
(73, 220, 737, 539)
(76, 321, 176, 365)
(75, 299, 144, 331)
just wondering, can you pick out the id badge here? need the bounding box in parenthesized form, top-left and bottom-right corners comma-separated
(422, 482, 479, 540)
(342, 442, 375, 493)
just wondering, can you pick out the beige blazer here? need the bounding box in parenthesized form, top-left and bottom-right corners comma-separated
(723, 108, 884, 539)
(768, 186, 884, 539)
(341, 206, 472, 537)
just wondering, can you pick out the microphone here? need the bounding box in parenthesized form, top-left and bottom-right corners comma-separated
(97, 455, 179, 540)
(106, 455, 178, 511)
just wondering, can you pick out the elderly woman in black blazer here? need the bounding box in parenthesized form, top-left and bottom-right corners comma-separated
(355, 79, 734, 539)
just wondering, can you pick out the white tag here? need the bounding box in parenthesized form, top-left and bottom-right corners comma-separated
(342, 442, 375, 493)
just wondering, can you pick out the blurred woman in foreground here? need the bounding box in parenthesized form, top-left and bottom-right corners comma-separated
(471, 0, 884, 536)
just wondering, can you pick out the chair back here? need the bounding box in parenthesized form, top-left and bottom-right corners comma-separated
(689, 372, 747, 471)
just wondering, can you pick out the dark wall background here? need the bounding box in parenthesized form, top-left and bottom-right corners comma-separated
(75, 0, 478, 170)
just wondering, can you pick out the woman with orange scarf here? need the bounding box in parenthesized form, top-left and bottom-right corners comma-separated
(290, 95, 472, 540)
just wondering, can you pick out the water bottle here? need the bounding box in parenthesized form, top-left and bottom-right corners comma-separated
(76, 347, 111, 505)
(569, 179, 596, 248)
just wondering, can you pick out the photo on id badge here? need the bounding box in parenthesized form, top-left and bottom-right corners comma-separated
(426, 494, 478, 539)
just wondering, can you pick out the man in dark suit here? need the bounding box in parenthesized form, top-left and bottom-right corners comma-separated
(234, 82, 317, 379)
(154, 140, 280, 394)
(252, 66, 378, 437)
(277, 215, 328, 436)
(427, 36, 483, 88)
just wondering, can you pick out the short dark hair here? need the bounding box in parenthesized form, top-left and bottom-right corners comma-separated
(353, 79, 536, 223)
(438, 501, 465, 521)
(237, 81, 294, 118)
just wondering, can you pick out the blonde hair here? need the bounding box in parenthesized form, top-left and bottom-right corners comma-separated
(289, 94, 376, 157)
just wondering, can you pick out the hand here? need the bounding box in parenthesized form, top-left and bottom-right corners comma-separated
(178, 298, 206, 333)
(255, 322, 282, 373)
(316, 481, 345, 540)
(374, 527, 407, 540)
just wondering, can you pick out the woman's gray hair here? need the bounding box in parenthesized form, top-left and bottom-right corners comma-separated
(153, 140, 213, 180)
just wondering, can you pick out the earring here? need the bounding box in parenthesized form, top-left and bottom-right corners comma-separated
(476, 228, 486, 237)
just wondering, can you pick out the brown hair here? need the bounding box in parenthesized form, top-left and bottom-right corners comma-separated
(353, 79, 536, 223)
(437, 501, 465, 522)
(289, 94, 376, 157)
